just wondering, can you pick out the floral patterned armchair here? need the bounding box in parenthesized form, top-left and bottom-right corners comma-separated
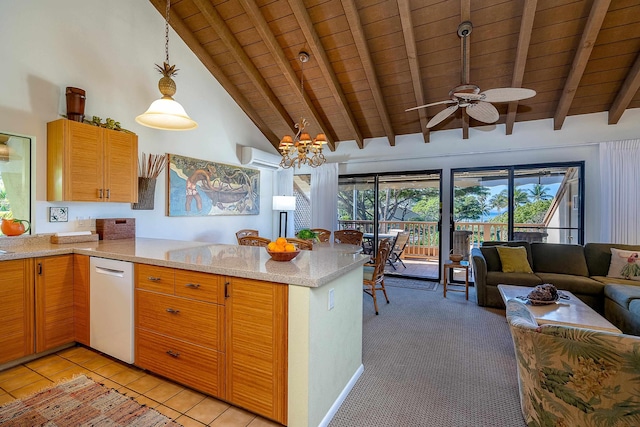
(506, 299, 640, 427)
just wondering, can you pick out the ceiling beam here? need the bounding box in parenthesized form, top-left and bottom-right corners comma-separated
(608, 50, 640, 124)
(192, 0, 296, 141)
(397, 0, 429, 143)
(553, 0, 611, 130)
(461, 0, 470, 139)
(238, 0, 336, 152)
(343, 0, 397, 146)
(505, 0, 537, 135)
(149, 0, 281, 149)
(288, 0, 365, 149)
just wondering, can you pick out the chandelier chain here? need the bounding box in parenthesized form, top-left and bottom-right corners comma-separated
(164, 0, 171, 64)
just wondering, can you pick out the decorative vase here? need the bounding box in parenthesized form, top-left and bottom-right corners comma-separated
(131, 177, 156, 210)
(65, 87, 86, 122)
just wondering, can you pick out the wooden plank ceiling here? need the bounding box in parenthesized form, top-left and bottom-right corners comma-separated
(151, 0, 640, 151)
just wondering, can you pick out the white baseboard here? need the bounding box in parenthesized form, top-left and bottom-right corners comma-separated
(317, 364, 364, 427)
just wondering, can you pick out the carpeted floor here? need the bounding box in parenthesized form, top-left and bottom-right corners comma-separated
(384, 276, 439, 291)
(331, 286, 526, 427)
(0, 375, 182, 427)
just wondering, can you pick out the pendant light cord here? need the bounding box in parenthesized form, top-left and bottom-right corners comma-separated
(164, 0, 171, 64)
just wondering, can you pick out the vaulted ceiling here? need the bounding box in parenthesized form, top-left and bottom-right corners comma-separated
(151, 0, 640, 152)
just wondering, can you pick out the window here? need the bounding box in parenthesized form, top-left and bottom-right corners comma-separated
(0, 132, 32, 235)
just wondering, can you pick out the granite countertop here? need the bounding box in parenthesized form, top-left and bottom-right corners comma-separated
(0, 236, 369, 288)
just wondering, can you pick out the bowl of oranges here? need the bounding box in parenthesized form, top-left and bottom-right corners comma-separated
(266, 237, 300, 262)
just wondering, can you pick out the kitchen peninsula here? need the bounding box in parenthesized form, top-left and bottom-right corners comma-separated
(0, 236, 369, 427)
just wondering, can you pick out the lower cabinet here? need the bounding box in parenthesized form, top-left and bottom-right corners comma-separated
(134, 264, 288, 425)
(73, 254, 90, 346)
(35, 255, 75, 352)
(0, 259, 34, 365)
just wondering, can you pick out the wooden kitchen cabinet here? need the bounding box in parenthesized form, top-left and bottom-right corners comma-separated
(35, 255, 75, 352)
(225, 277, 288, 425)
(47, 118, 138, 202)
(0, 259, 34, 365)
(73, 254, 90, 345)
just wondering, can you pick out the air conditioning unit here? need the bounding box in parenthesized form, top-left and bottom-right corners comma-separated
(240, 146, 281, 170)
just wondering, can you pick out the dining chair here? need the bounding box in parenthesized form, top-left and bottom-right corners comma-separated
(238, 236, 270, 247)
(387, 231, 410, 270)
(334, 229, 363, 246)
(363, 238, 393, 315)
(235, 229, 259, 244)
(310, 228, 331, 243)
(286, 237, 313, 250)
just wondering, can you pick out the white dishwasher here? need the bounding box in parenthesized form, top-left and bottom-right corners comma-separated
(90, 257, 134, 364)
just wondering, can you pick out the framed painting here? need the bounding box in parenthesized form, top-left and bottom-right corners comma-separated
(167, 154, 260, 216)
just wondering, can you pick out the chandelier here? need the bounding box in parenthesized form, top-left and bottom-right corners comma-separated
(279, 52, 326, 168)
(136, 0, 197, 131)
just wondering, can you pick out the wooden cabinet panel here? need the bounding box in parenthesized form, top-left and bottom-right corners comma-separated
(0, 259, 34, 364)
(35, 255, 75, 352)
(47, 118, 138, 202)
(137, 290, 223, 350)
(175, 270, 224, 304)
(136, 329, 224, 397)
(225, 277, 288, 425)
(73, 254, 90, 346)
(136, 264, 175, 294)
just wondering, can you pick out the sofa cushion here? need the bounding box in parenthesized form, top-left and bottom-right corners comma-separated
(531, 243, 589, 276)
(496, 246, 533, 273)
(584, 243, 640, 277)
(485, 271, 542, 287)
(607, 248, 640, 281)
(534, 272, 604, 296)
(592, 276, 640, 286)
(628, 300, 640, 317)
(482, 241, 533, 267)
(480, 246, 502, 272)
(604, 284, 640, 310)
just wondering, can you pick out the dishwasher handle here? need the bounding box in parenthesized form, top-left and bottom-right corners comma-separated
(94, 266, 125, 278)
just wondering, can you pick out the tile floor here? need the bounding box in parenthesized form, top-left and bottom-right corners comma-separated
(0, 345, 281, 427)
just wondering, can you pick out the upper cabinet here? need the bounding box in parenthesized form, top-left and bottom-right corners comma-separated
(47, 119, 138, 202)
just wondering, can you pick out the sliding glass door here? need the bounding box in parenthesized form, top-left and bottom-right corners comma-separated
(338, 171, 442, 280)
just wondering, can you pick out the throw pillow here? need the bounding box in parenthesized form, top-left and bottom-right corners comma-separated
(496, 246, 534, 274)
(607, 248, 640, 281)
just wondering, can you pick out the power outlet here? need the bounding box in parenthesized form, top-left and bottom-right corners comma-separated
(328, 288, 335, 310)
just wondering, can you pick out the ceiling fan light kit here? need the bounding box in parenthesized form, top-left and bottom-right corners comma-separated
(407, 21, 536, 131)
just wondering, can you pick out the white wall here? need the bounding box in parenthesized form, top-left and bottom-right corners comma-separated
(0, 0, 277, 243)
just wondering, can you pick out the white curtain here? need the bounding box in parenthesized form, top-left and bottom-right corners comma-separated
(599, 139, 640, 244)
(311, 163, 338, 231)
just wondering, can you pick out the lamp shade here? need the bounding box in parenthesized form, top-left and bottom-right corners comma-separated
(272, 195, 296, 211)
(136, 97, 198, 131)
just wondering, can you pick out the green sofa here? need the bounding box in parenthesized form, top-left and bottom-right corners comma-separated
(471, 242, 640, 333)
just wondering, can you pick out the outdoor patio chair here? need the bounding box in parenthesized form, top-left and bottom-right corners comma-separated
(334, 229, 363, 246)
(286, 237, 313, 250)
(387, 231, 410, 270)
(310, 228, 331, 242)
(235, 229, 258, 244)
(238, 236, 270, 247)
(363, 238, 393, 315)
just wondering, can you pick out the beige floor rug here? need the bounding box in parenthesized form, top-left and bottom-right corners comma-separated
(384, 276, 439, 291)
(0, 375, 182, 427)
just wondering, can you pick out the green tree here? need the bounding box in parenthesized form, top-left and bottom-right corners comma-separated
(527, 184, 552, 201)
(411, 197, 440, 221)
(489, 190, 508, 212)
(454, 195, 484, 221)
(493, 200, 552, 224)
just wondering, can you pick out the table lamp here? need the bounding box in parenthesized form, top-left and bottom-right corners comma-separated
(273, 196, 296, 237)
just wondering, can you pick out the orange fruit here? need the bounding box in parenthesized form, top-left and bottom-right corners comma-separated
(276, 237, 287, 247)
(267, 242, 278, 251)
(284, 243, 296, 252)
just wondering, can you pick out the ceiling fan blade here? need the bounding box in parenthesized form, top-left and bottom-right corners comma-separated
(405, 99, 456, 112)
(453, 92, 484, 101)
(427, 104, 459, 128)
(466, 101, 499, 123)
(480, 88, 536, 103)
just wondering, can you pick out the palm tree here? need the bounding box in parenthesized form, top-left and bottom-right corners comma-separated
(490, 190, 508, 212)
(528, 184, 552, 201)
(514, 189, 529, 206)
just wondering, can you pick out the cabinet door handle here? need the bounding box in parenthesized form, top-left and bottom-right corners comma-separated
(148, 276, 161, 282)
(98, 188, 103, 199)
(38, 263, 43, 275)
(166, 350, 180, 358)
(185, 283, 200, 289)
(106, 189, 110, 199)
(224, 281, 230, 299)
(165, 308, 180, 314)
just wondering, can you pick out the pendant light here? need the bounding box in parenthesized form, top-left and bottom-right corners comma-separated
(136, 0, 197, 131)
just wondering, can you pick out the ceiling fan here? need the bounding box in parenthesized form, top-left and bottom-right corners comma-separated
(406, 21, 536, 129)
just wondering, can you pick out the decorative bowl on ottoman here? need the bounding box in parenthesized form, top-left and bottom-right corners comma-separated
(266, 248, 300, 262)
(449, 253, 463, 263)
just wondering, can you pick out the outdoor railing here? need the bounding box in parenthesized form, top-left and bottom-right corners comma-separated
(338, 220, 546, 260)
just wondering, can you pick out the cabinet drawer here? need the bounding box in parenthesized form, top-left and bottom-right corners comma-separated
(175, 270, 224, 303)
(136, 290, 223, 350)
(136, 264, 174, 294)
(136, 329, 224, 397)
